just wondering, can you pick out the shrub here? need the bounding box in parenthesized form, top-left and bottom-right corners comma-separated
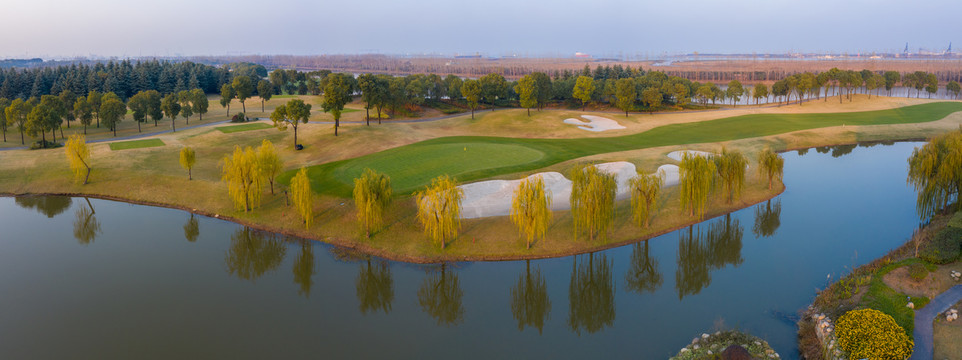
(907, 263, 928, 281)
(230, 112, 247, 123)
(948, 210, 962, 229)
(836, 308, 913, 360)
(29, 140, 62, 150)
(920, 226, 962, 264)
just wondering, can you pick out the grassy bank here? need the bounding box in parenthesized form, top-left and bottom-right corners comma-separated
(292, 102, 962, 197)
(1, 98, 961, 263)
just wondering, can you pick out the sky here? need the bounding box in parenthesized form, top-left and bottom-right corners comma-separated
(3, 0, 961, 59)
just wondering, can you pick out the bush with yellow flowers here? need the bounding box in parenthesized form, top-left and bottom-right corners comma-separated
(836, 308, 913, 360)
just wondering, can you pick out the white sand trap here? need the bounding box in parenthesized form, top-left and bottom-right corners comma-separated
(563, 115, 626, 132)
(666, 150, 715, 161)
(460, 149, 725, 219)
(461, 161, 652, 219)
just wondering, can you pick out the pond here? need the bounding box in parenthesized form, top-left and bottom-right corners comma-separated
(0, 141, 922, 359)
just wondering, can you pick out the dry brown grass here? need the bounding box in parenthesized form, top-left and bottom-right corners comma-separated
(1, 96, 961, 262)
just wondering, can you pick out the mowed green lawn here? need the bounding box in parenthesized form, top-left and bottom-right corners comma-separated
(217, 122, 274, 133)
(108, 139, 165, 150)
(285, 102, 962, 197)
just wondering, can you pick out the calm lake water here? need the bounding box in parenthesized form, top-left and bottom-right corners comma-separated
(0, 141, 922, 359)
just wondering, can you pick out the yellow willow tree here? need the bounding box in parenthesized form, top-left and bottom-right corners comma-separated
(353, 168, 393, 237)
(257, 139, 283, 195)
(570, 164, 617, 242)
(510, 176, 552, 249)
(679, 153, 716, 218)
(290, 168, 314, 229)
(908, 129, 962, 219)
(629, 170, 664, 228)
(416, 175, 464, 249)
(221, 145, 262, 212)
(179, 146, 196, 180)
(713, 147, 748, 203)
(64, 134, 91, 184)
(757, 147, 785, 190)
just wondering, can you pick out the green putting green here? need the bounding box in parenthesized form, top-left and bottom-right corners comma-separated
(284, 102, 962, 197)
(108, 139, 165, 150)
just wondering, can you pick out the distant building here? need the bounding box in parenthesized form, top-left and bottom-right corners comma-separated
(574, 52, 591, 58)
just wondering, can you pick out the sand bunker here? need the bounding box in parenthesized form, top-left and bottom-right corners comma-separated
(563, 115, 626, 132)
(462, 161, 664, 219)
(460, 150, 723, 219)
(666, 150, 715, 161)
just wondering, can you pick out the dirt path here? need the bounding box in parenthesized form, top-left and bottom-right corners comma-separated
(912, 285, 962, 360)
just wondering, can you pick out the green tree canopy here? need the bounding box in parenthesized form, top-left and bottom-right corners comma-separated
(270, 98, 312, 147)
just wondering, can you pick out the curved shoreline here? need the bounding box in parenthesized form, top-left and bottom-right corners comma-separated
(0, 137, 930, 264)
(2, 183, 784, 264)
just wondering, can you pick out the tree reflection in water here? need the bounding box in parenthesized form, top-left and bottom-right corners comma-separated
(183, 214, 199, 242)
(224, 227, 287, 282)
(510, 260, 551, 334)
(72, 198, 100, 245)
(675, 214, 744, 300)
(625, 240, 662, 295)
(356, 258, 394, 315)
(418, 263, 464, 326)
(830, 144, 857, 158)
(292, 242, 315, 298)
(568, 252, 614, 335)
(752, 199, 782, 238)
(16, 196, 72, 218)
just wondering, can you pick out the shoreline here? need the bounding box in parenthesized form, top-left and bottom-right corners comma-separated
(0, 183, 784, 264)
(0, 136, 934, 264)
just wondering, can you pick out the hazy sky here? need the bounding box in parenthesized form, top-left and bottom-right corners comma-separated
(3, 0, 960, 58)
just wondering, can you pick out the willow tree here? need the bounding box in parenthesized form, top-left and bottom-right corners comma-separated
(514, 74, 536, 116)
(270, 98, 312, 148)
(908, 130, 962, 219)
(510, 176, 552, 249)
(257, 139, 282, 194)
(65, 134, 91, 184)
(221, 145, 262, 212)
(570, 164, 617, 241)
(757, 147, 785, 190)
(629, 170, 664, 228)
(713, 147, 747, 203)
(416, 175, 463, 249)
(291, 168, 314, 229)
(679, 153, 716, 218)
(353, 168, 393, 238)
(179, 146, 196, 180)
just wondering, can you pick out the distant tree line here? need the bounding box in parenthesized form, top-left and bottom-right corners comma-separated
(0, 60, 231, 101)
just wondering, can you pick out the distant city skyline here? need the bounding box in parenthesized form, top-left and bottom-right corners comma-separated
(3, 0, 960, 59)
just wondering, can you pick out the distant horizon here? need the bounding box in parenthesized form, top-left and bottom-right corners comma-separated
(10, 46, 962, 62)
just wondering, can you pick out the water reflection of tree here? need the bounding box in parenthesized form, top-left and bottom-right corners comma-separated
(568, 253, 614, 335)
(183, 214, 199, 242)
(830, 144, 857, 158)
(356, 258, 394, 314)
(815, 146, 831, 154)
(796, 148, 809, 156)
(510, 260, 551, 334)
(224, 227, 287, 282)
(16, 196, 72, 218)
(675, 214, 744, 300)
(752, 199, 782, 238)
(417, 263, 464, 326)
(625, 241, 662, 295)
(292, 242, 315, 298)
(72, 198, 100, 245)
